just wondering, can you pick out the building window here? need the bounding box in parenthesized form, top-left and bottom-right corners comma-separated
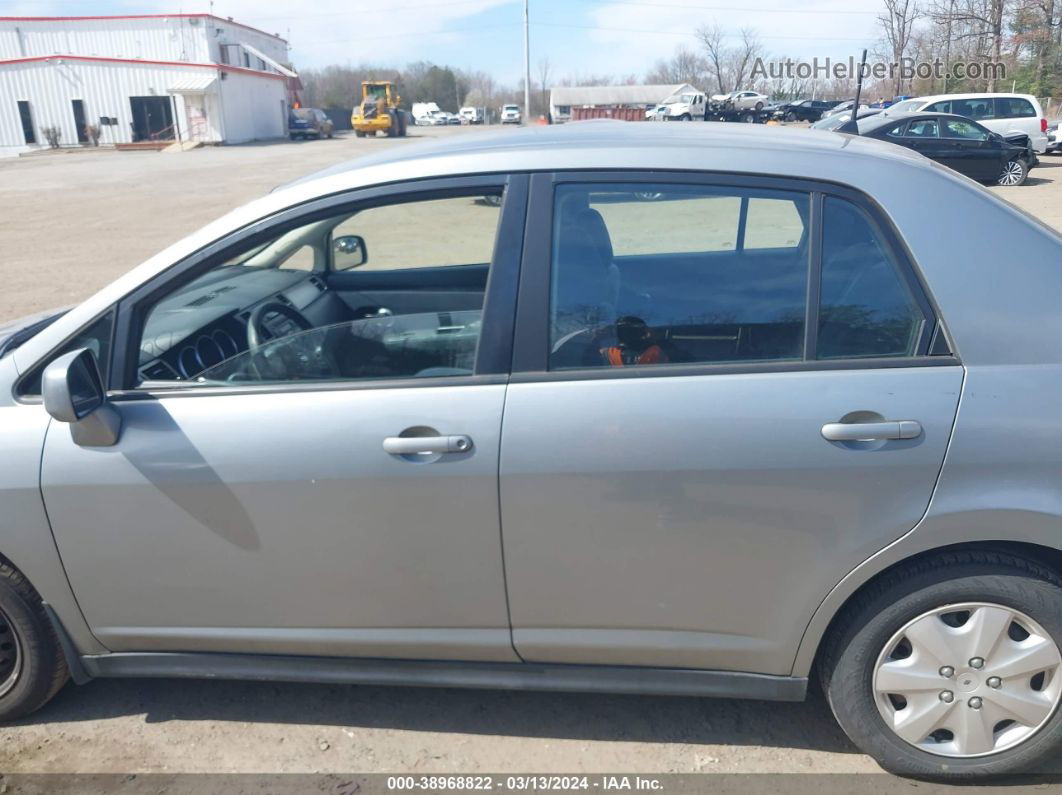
(219, 44, 230, 65)
(242, 50, 250, 68)
(17, 101, 35, 144)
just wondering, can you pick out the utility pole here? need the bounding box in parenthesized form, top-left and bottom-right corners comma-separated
(523, 0, 531, 124)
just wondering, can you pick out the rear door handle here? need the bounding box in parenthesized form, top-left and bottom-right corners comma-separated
(821, 420, 922, 442)
(383, 435, 473, 455)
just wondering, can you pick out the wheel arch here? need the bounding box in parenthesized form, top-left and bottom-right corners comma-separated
(794, 538, 1062, 678)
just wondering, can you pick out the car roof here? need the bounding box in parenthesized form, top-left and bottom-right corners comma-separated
(907, 92, 1038, 103)
(285, 120, 926, 192)
(859, 111, 981, 131)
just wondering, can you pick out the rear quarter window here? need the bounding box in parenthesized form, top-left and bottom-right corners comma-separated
(995, 98, 1037, 118)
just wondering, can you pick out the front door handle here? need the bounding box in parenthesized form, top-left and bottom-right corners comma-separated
(383, 435, 473, 455)
(821, 420, 922, 442)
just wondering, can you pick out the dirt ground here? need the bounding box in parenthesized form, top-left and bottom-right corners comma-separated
(1, 125, 1061, 777)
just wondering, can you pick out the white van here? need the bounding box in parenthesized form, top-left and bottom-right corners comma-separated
(887, 93, 1048, 153)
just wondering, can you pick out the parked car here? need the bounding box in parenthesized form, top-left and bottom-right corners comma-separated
(884, 94, 1049, 154)
(501, 104, 522, 124)
(3, 122, 1062, 780)
(287, 108, 334, 140)
(412, 102, 442, 126)
(459, 106, 485, 124)
(822, 99, 869, 119)
(852, 111, 1038, 186)
(775, 99, 841, 122)
(1048, 120, 1061, 153)
(811, 107, 881, 130)
(710, 90, 769, 111)
(421, 111, 449, 127)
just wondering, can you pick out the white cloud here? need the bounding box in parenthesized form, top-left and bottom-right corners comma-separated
(203, 0, 518, 67)
(581, 0, 882, 76)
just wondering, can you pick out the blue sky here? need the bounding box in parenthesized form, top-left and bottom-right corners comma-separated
(5, 0, 887, 84)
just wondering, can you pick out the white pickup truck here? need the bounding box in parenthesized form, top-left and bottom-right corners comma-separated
(648, 90, 706, 121)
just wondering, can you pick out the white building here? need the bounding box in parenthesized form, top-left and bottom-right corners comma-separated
(0, 14, 299, 155)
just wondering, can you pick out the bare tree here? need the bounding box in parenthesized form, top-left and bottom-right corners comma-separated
(696, 24, 730, 94)
(728, 28, 764, 91)
(695, 24, 762, 94)
(929, 0, 1010, 89)
(645, 46, 708, 86)
(537, 57, 552, 118)
(879, 0, 922, 95)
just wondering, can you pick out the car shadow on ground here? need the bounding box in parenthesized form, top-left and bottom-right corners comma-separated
(18, 677, 861, 753)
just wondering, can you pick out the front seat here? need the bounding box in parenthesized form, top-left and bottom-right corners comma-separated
(550, 205, 621, 368)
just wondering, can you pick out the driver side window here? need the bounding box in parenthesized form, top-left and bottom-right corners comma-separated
(135, 190, 503, 387)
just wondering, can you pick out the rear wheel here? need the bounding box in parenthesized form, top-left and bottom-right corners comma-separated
(0, 561, 68, 722)
(822, 551, 1062, 779)
(785, 111, 797, 122)
(742, 112, 756, 124)
(997, 158, 1029, 186)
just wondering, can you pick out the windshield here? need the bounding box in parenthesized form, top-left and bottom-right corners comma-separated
(888, 100, 922, 114)
(503, 105, 519, 111)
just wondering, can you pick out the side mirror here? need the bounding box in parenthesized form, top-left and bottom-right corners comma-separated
(333, 234, 368, 270)
(42, 349, 121, 446)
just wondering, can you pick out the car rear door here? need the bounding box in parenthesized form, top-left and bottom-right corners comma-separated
(499, 173, 962, 676)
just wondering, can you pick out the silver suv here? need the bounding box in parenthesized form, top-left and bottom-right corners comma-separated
(1, 122, 1061, 780)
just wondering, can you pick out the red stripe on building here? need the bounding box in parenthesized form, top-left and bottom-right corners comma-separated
(0, 54, 288, 81)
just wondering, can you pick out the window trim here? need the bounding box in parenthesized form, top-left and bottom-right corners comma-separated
(108, 173, 528, 395)
(510, 169, 951, 382)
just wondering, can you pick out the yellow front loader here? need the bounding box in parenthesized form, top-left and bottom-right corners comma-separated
(351, 81, 407, 138)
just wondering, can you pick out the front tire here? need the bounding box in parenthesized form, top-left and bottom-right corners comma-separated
(0, 560, 68, 722)
(997, 158, 1029, 186)
(821, 551, 1062, 779)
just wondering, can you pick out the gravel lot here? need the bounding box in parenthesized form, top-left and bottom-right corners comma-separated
(1, 125, 1061, 777)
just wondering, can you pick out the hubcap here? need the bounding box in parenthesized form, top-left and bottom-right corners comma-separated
(999, 162, 1024, 186)
(0, 606, 21, 699)
(873, 603, 1062, 758)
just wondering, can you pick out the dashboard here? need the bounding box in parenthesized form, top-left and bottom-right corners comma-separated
(138, 268, 334, 383)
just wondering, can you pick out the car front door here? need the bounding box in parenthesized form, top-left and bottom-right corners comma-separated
(500, 173, 962, 676)
(38, 176, 527, 662)
(941, 118, 999, 180)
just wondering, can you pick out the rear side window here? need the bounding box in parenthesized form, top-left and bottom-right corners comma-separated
(905, 119, 938, 138)
(995, 97, 1036, 118)
(925, 100, 951, 113)
(548, 184, 809, 370)
(950, 98, 994, 120)
(817, 197, 926, 359)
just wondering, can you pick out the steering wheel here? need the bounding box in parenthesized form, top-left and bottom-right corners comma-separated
(246, 301, 313, 351)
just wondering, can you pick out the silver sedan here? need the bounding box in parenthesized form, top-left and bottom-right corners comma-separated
(1, 122, 1061, 779)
